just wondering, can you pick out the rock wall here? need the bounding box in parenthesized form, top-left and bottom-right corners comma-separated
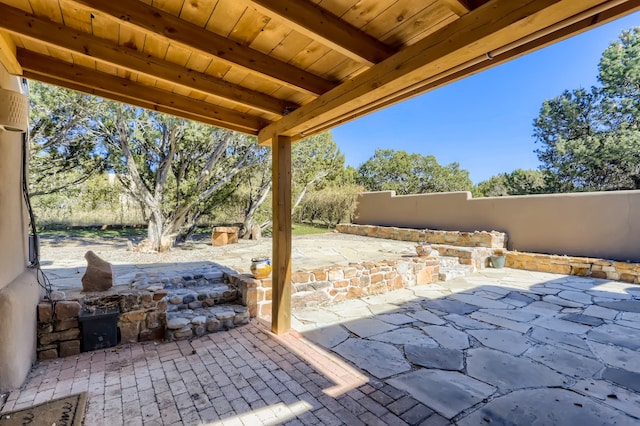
(506, 252, 640, 283)
(35, 267, 256, 359)
(233, 257, 440, 319)
(336, 223, 506, 249)
(36, 287, 169, 360)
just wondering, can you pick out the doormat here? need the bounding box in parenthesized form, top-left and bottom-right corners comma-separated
(0, 392, 87, 426)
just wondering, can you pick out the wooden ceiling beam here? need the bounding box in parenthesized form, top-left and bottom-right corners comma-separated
(0, 31, 21, 75)
(439, 0, 472, 16)
(440, 0, 492, 16)
(248, 0, 395, 66)
(26, 70, 259, 134)
(0, 3, 295, 116)
(70, 0, 336, 96)
(18, 50, 266, 134)
(306, 0, 640, 140)
(258, 0, 615, 144)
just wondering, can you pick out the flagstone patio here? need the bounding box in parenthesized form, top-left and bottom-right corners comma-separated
(2, 268, 640, 425)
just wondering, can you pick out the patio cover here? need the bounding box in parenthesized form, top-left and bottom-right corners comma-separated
(0, 0, 638, 334)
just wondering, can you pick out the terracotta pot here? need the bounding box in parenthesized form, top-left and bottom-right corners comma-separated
(251, 257, 272, 279)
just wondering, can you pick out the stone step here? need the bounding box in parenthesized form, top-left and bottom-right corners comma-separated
(166, 304, 250, 341)
(166, 284, 238, 311)
(129, 265, 232, 290)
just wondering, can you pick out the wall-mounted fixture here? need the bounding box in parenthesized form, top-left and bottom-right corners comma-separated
(0, 87, 28, 133)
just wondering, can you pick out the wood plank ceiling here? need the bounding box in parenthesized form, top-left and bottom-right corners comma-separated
(0, 0, 638, 143)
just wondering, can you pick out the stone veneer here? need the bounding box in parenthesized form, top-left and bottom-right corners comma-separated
(336, 223, 507, 249)
(36, 268, 252, 360)
(431, 245, 495, 272)
(506, 252, 640, 283)
(37, 287, 169, 361)
(231, 257, 440, 319)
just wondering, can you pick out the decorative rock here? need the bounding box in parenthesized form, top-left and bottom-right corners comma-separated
(81, 250, 114, 292)
(174, 326, 193, 339)
(169, 296, 182, 304)
(38, 302, 52, 322)
(206, 318, 221, 332)
(191, 315, 206, 325)
(188, 301, 203, 309)
(38, 349, 58, 360)
(54, 319, 79, 332)
(49, 291, 66, 301)
(234, 311, 250, 325)
(39, 328, 80, 345)
(167, 317, 191, 330)
(215, 311, 235, 329)
(183, 294, 196, 304)
(194, 325, 206, 336)
(59, 340, 81, 357)
(119, 321, 140, 343)
(55, 300, 81, 320)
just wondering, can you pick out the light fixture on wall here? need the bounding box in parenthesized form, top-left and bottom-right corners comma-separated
(0, 87, 28, 133)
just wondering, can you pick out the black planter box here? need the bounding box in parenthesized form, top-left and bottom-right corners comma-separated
(78, 308, 120, 352)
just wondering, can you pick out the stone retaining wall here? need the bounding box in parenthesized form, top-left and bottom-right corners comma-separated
(506, 252, 640, 283)
(232, 257, 440, 319)
(336, 223, 506, 249)
(37, 286, 169, 360)
(431, 245, 494, 271)
(36, 268, 249, 360)
(37, 301, 82, 360)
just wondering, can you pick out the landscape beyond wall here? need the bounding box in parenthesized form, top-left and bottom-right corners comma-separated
(354, 190, 640, 262)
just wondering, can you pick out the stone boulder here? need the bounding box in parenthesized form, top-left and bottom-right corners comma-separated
(81, 251, 114, 292)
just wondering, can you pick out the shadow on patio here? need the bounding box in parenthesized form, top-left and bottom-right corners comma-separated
(2, 268, 640, 425)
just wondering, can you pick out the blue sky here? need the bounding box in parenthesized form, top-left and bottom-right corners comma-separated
(332, 12, 640, 184)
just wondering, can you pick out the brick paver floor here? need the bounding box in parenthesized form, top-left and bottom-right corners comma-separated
(0, 319, 443, 425)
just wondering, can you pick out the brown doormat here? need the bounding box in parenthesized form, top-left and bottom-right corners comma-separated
(0, 392, 87, 426)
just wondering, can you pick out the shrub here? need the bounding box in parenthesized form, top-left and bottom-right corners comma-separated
(295, 185, 361, 226)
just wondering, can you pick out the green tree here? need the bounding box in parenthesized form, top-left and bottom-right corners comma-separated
(291, 131, 345, 211)
(356, 149, 472, 195)
(97, 105, 265, 250)
(29, 83, 269, 251)
(533, 27, 640, 191)
(474, 175, 509, 197)
(475, 169, 546, 197)
(29, 81, 107, 195)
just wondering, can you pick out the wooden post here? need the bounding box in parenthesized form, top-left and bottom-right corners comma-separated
(271, 135, 292, 334)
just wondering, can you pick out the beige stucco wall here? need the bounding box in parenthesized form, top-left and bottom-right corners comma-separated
(0, 64, 40, 392)
(354, 190, 640, 262)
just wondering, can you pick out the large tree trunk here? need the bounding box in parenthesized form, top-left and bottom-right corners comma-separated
(241, 181, 271, 239)
(147, 209, 173, 252)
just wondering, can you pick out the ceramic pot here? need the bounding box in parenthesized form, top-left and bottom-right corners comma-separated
(490, 255, 506, 268)
(416, 244, 433, 257)
(251, 257, 272, 279)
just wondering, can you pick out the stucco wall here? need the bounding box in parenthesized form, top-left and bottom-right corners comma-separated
(354, 190, 640, 262)
(0, 64, 40, 392)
